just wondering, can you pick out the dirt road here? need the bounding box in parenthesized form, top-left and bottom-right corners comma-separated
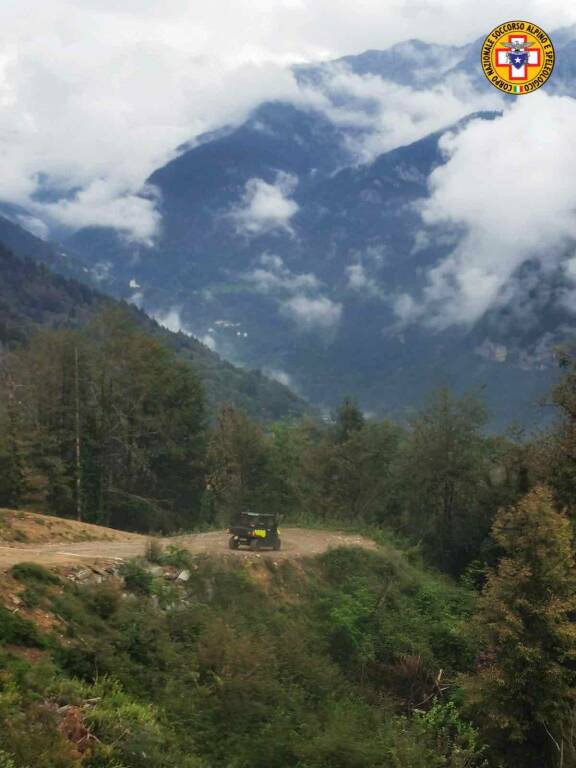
(0, 527, 377, 571)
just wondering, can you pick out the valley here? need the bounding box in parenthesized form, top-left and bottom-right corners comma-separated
(2, 10, 576, 767)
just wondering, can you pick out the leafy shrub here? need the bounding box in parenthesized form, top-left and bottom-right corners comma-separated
(20, 586, 43, 610)
(88, 584, 121, 619)
(158, 546, 193, 570)
(0, 752, 16, 768)
(86, 679, 178, 768)
(84, 749, 126, 768)
(145, 538, 164, 564)
(10, 562, 60, 585)
(0, 604, 44, 647)
(0, 540, 485, 768)
(418, 700, 488, 766)
(57, 645, 99, 681)
(119, 562, 153, 595)
(319, 546, 400, 586)
(0, 702, 79, 768)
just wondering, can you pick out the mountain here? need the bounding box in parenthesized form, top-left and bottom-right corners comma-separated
(18, 30, 576, 426)
(0, 235, 308, 421)
(0, 213, 86, 280)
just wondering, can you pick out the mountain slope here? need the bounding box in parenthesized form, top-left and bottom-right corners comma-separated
(0, 240, 308, 421)
(0, 544, 477, 766)
(64, 113, 557, 425)
(31, 32, 576, 425)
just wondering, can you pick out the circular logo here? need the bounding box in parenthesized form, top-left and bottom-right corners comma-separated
(481, 21, 555, 94)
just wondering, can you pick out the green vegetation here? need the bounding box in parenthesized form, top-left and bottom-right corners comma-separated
(462, 487, 576, 766)
(0, 279, 536, 573)
(2, 266, 576, 765)
(1, 308, 206, 532)
(0, 546, 488, 768)
(1, 495, 575, 766)
(0, 603, 45, 647)
(10, 563, 61, 585)
(204, 387, 529, 576)
(0, 243, 308, 424)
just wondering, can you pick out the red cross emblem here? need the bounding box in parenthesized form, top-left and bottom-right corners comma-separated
(495, 35, 541, 81)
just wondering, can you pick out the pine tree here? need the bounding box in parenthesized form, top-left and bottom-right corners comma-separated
(462, 486, 576, 767)
(206, 406, 270, 523)
(540, 349, 576, 514)
(1, 309, 206, 532)
(0, 367, 27, 508)
(334, 396, 365, 443)
(399, 388, 489, 572)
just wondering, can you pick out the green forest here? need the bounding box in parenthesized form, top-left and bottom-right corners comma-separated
(2, 309, 576, 767)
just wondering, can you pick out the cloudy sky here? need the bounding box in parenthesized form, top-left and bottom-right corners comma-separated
(2, 0, 576, 330)
(0, 0, 573, 226)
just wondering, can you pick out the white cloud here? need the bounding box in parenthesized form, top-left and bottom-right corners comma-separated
(154, 306, 218, 351)
(281, 294, 342, 330)
(397, 94, 576, 329)
(201, 333, 217, 352)
(153, 307, 191, 335)
(243, 253, 339, 333)
(16, 214, 49, 240)
(308, 65, 503, 162)
(37, 181, 162, 244)
(476, 339, 508, 363)
(264, 368, 295, 388)
(129, 291, 144, 308)
(0, 1, 302, 241)
(393, 292, 421, 324)
(91, 261, 113, 283)
(244, 253, 320, 293)
(0, 1, 574, 242)
(231, 173, 299, 236)
(345, 263, 384, 298)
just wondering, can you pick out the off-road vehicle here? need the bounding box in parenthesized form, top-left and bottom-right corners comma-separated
(228, 512, 281, 551)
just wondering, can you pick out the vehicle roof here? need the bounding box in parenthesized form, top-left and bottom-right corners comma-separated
(240, 512, 274, 517)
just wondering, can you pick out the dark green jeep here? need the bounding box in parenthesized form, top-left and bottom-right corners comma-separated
(228, 512, 281, 551)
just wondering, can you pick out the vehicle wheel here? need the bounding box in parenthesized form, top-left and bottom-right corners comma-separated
(273, 538, 281, 551)
(229, 537, 239, 550)
(250, 539, 260, 551)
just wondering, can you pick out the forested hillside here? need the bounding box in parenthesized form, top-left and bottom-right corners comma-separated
(1, 482, 576, 768)
(3, 4, 576, 767)
(0, 546, 483, 768)
(1, 282, 574, 569)
(3, 253, 576, 765)
(0, 243, 308, 421)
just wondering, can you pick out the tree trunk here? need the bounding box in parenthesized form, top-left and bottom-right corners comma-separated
(74, 347, 82, 522)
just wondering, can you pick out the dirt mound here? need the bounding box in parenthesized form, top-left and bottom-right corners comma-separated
(0, 508, 141, 545)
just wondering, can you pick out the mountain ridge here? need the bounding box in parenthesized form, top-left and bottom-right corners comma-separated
(0, 229, 309, 421)
(7, 32, 576, 425)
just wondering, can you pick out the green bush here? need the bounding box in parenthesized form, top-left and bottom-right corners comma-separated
(158, 545, 194, 570)
(0, 544, 484, 767)
(0, 604, 44, 647)
(0, 751, 16, 768)
(10, 562, 60, 585)
(88, 583, 121, 619)
(119, 561, 153, 595)
(145, 538, 164, 564)
(20, 586, 43, 610)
